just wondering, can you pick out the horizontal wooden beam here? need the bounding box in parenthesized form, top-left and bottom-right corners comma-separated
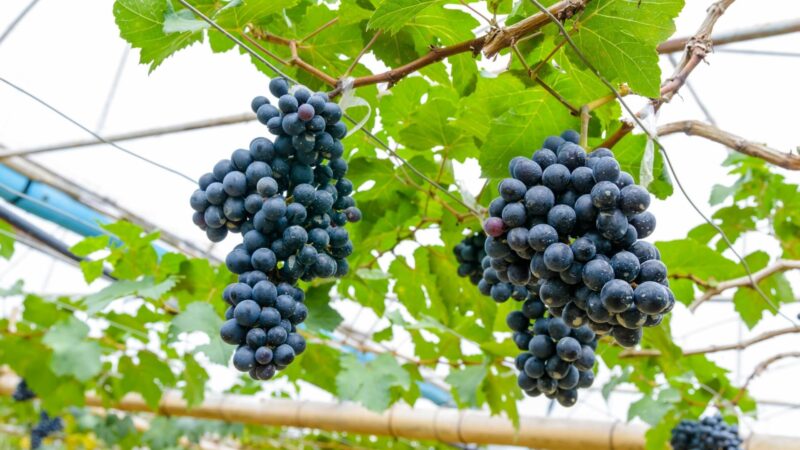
(0, 374, 797, 449)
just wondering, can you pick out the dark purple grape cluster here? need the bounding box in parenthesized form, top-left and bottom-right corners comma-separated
(512, 309, 597, 406)
(12, 379, 35, 402)
(189, 78, 362, 380)
(453, 231, 487, 285)
(30, 412, 63, 450)
(671, 415, 743, 450)
(480, 130, 674, 348)
(11, 380, 63, 449)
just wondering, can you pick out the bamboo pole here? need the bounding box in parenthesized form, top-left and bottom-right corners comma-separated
(0, 375, 797, 449)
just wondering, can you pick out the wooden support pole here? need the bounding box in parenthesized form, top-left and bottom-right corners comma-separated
(0, 375, 797, 449)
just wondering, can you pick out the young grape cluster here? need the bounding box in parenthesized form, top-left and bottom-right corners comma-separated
(453, 231, 487, 285)
(12, 380, 63, 450)
(12, 379, 35, 402)
(671, 415, 743, 450)
(30, 412, 63, 450)
(190, 78, 361, 380)
(512, 311, 597, 406)
(480, 130, 674, 348)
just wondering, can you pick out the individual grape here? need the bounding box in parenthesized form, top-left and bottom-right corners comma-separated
(541, 164, 571, 194)
(527, 224, 558, 252)
(524, 185, 555, 216)
(498, 178, 527, 202)
(590, 181, 620, 210)
(532, 148, 557, 169)
(556, 143, 586, 170)
(501, 202, 527, 228)
(556, 337, 581, 361)
(592, 156, 620, 182)
(619, 184, 650, 215)
(610, 250, 640, 282)
(220, 319, 246, 345)
(582, 259, 614, 291)
(543, 242, 573, 272)
(630, 211, 656, 238)
(638, 259, 668, 283)
(561, 129, 580, 144)
(611, 326, 642, 347)
(547, 204, 576, 235)
(570, 237, 596, 262)
(483, 217, 505, 237)
(629, 240, 659, 263)
(634, 281, 670, 314)
(512, 159, 543, 186)
(547, 317, 571, 340)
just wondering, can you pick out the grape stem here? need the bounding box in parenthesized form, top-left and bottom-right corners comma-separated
(733, 351, 800, 404)
(619, 324, 800, 358)
(657, 121, 800, 170)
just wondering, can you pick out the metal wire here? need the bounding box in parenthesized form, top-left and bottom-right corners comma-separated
(96, 46, 130, 133)
(527, 0, 795, 325)
(0, 0, 40, 46)
(0, 76, 197, 185)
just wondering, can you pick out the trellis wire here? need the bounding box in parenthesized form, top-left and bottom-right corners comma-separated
(526, 0, 795, 325)
(0, 0, 40, 46)
(0, 77, 196, 185)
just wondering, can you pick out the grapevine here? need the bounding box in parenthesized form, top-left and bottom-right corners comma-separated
(189, 77, 361, 379)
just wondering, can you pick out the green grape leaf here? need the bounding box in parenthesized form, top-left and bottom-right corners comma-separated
(0, 220, 13, 259)
(367, 0, 444, 33)
(733, 272, 795, 329)
(82, 276, 178, 314)
(303, 284, 343, 333)
(119, 351, 177, 410)
(43, 317, 102, 381)
(572, 0, 685, 97)
(113, 0, 208, 72)
(628, 395, 671, 425)
(479, 89, 579, 178)
(445, 364, 487, 407)
(336, 353, 411, 411)
(182, 354, 209, 408)
(170, 302, 232, 365)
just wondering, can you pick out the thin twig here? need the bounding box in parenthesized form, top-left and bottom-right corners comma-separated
(658, 120, 800, 170)
(658, 17, 800, 53)
(241, 33, 290, 65)
(733, 352, 800, 404)
(620, 325, 800, 358)
(344, 31, 382, 78)
(689, 259, 800, 311)
(510, 42, 579, 115)
(579, 105, 590, 147)
(300, 17, 339, 43)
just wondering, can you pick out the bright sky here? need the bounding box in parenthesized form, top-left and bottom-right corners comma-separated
(0, 0, 799, 443)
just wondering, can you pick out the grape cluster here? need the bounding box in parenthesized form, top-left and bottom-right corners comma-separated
(671, 415, 743, 450)
(480, 130, 675, 348)
(512, 311, 597, 407)
(12, 380, 63, 449)
(190, 78, 361, 380)
(12, 379, 35, 402)
(30, 412, 63, 450)
(453, 231, 487, 285)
